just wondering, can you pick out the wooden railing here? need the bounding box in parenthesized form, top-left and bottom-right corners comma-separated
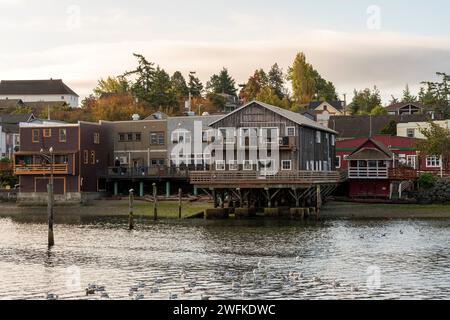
(106, 166, 190, 179)
(190, 170, 347, 185)
(348, 167, 388, 179)
(14, 164, 69, 175)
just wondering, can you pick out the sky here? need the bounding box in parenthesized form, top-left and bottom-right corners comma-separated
(0, 0, 450, 104)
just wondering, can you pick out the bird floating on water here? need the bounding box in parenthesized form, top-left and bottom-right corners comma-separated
(201, 294, 210, 301)
(46, 293, 59, 300)
(183, 287, 192, 294)
(169, 292, 178, 300)
(134, 293, 145, 300)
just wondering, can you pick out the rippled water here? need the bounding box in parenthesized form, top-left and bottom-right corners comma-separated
(0, 214, 449, 300)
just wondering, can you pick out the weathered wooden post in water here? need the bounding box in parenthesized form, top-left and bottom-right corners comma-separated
(47, 147, 55, 247)
(316, 185, 322, 220)
(153, 183, 158, 221)
(178, 188, 182, 219)
(129, 189, 135, 230)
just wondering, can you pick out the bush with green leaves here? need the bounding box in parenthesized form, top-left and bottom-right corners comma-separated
(418, 173, 438, 189)
(0, 158, 11, 163)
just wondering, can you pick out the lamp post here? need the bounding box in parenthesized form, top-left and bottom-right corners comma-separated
(41, 147, 55, 247)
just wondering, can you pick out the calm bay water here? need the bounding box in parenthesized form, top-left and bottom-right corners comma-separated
(0, 215, 449, 300)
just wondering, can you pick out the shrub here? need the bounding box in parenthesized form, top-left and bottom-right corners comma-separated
(0, 157, 11, 163)
(418, 173, 438, 189)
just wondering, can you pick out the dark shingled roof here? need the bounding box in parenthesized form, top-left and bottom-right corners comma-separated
(309, 101, 345, 111)
(0, 79, 79, 97)
(329, 114, 437, 139)
(0, 99, 25, 110)
(0, 114, 35, 124)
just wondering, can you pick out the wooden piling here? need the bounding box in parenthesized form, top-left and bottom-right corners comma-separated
(129, 189, 134, 230)
(153, 183, 158, 221)
(47, 183, 55, 247)
(178, 188, 182, 219)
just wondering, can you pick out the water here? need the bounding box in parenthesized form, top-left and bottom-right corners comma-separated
(0, 215, 449, 300)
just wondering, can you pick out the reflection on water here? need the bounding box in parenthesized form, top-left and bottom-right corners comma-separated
(0, 214, 449, 300)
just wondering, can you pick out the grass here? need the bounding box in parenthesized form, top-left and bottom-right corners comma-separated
(119, 201, 212, 219)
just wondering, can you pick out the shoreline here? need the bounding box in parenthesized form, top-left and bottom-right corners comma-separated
(0, 200, 450, 219)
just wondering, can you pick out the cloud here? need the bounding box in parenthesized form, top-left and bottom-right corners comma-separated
(0, 29, 449, 103)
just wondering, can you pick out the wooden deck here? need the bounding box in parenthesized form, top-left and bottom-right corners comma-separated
(190, 170, 347, 188)
(104, 166, 189, 180)
(14, 164, 69, 175)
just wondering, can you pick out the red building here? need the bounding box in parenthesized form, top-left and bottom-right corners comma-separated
(336, 135, 443, 198)
(14, 120, 111, 201)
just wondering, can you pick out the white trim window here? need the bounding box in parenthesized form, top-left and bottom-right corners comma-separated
(229, 160, 238, 171)
(335, 156, 341, 169)
(406, 155, 417, 169)
(216, 160, 226, 171)
(316, 131, 322, 144)
(282, 160, 292, 171)
(286, 127, 296, 137)
(426, 156, 441, 168)
(243, 160, 254, 171)
(218, 128, 236, 145)
(172, 130, 191, 144)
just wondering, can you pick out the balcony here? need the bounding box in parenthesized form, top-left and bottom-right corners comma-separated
(105, 166, 189, 180)
(14, 163, 69, 175)
(348, 167, 388, 179)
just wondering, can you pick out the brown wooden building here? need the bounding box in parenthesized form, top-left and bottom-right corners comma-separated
(190, 101, 345, 212)
(14, 120, 110, 200)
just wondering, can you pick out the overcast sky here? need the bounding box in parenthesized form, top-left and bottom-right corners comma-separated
(1, 0, 449, 103)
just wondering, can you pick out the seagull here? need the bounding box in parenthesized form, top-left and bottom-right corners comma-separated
(138, 282, 146, 289)
(201, 294, 210, 301)
(134, 293, 145, 300)
(150, 287, 160, 294)
(86, 288, 96, 296)
(183, 287, 192, 294)
(46, 293, 59, 300)
(295, 256, 301, 263)
(169, 292, 178, 300)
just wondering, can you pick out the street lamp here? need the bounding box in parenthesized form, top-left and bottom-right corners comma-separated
(41, 147, 55, 247)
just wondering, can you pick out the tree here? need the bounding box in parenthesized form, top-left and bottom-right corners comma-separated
(240, 69, 268, 102)
(420, 72, 450, 118)
(122, 53, 156, 105)
(206, 68, 237, 96)
(417, 122, 450, 173)
(188, 73, 204, 98)
(256, 86, 291, 110)
(93, 76, 129, 97)
(349, 86, 382, 115)
(370, 105, 388, 116)
(288, 52, 316, 105)
(389, 95, 399, 105)
(171, 71, 189, 101)
(148, 66, 178, 108)
(380, 120, 398, 136)
(402, 84, 417, 103)
(268, 63, 285, 99)
(91, 93, 147, 121)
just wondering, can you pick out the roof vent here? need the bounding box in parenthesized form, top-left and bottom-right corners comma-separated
(132, 114, 140, 121)
(202, 112, 210, 116)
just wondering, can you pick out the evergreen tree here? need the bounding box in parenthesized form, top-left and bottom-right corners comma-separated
(188, 73, 204, 98)
(268, 63, 285, 99)
(349, 86, 382, 115)
(241, 69, 268, 102)
(402, 84, 417, 103)
(171, 71, 189, 100)
(206, 68, 237, 96)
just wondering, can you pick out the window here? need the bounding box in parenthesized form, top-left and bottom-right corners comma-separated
(172, 131, 189, 144)
(94, 133, 100, 144)
(336, 156, 341, 169)
(282, 160, 292, 171)
(43, 129, 52, 138)
(90, 151, 96, 165)
(229, 160, 238, 171)
(151, 159, 165, 166)
(260, 128, 278, 145)
(127, 133, 133, 141)
(84, 150, 89, 164)
(216, 160, 226, 171)
(407, 155, 417, 169)
(407, 128, 415, 138)
(59, 129, 67, 142)
(32, 129, 40, 143)
(426, 156, 441, 168)
(119, 133, 125, 142)
(286, 127, 296, 137)
(151, 132, 165, 145)
(135, 133, 141, 142)
(316, 131, 322, 143)
(243, 160, 253, 171)
(61, 96, 65, 100)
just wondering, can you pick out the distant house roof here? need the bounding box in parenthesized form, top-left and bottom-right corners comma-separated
(0, 113, 35, 124)
(144, 111, 168, 120)
(309, 101, 345, 111)
(329, 114, 436, 139)
(0, 79, 79, 97)
(0, 99, 25, 110)
(211, 100, 337, 134)
(386, 102, 426, 112)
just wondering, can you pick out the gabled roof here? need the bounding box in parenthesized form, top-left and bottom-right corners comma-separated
(0, 79, 79, 97)
(0, 113, 35, 124)
(309, 100, 345, 111)
(386, 102, 425, 112)
(210, 100, 337, 134)
(348, 138, 393, 161)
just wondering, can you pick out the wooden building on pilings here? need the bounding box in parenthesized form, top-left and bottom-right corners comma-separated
(189, 101, 347, 218)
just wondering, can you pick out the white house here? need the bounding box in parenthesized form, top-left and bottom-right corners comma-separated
(0, 79, 79, 108)
(397, 120, 450, 139)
